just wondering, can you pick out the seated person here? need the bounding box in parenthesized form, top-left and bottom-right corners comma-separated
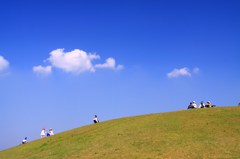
(199, 101, 205, 108)
(205, 101, 212, 108)
(188, 102, 197, 109)
(22, 137, 27, 144)
(93, 115, 99, 123)
(192, 101, 197, 108)
(49, 128, 54, 136)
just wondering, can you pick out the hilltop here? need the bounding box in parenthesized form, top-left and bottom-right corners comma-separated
(0, 106, 239, 159)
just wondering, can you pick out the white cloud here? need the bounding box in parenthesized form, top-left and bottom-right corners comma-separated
(48, 49, 100, 74)
(167, 67, 200, 78)
(33, 65, 52, 75)
(33, 49, 124, 75)
(167, 67, 191, 78)
(0, 55, 9, 71)
(95, 57, 124, 70)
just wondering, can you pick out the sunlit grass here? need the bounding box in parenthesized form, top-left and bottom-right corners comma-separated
(0, 106, 239, 159)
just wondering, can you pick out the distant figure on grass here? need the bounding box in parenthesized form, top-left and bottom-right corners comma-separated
(22, 137, 27, 144)
(199, 101, 205, 108)
(46, 128, 54, 137)
(49, 128, 54, 136)
(40, 128, 46, 138)
(205, 101, 212, 108)
(188, 101, 197, 109)
(93, 115, 99, 123)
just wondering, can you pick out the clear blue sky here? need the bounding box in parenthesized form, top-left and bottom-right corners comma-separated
(0, 0, 239, 150)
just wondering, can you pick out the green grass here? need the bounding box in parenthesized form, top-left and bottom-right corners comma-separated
(0, 106, 240, 159)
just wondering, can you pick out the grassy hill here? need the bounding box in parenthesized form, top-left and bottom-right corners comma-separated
(0, 106, 240, 159)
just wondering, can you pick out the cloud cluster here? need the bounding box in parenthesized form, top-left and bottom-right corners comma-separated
(48, 49, 99, 74)
(95, 58, 124, 70)
(33, 49, 123, 75)
(33, 65, 52, 76)
(0, 55, 9, 72)
(167, 67, 199, 78)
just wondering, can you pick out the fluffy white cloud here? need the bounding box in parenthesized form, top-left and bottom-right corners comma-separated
(167, 67, 191, 78)
(167, 67, 200, 78)
(95, 57, 124, 70)
(0, 55, 9, 71)
(33, 65, 52, 75)
(33, 49, 123, 75)
(48, 49, 100, 74)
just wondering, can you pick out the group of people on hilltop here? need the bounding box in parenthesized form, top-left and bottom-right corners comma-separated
(188, 101, 214, 109)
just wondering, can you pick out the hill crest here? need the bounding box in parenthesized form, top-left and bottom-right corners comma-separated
(0, 106, 240, 159)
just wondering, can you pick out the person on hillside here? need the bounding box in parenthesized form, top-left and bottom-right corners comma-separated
(188, 102, 193, 109)
(22, 137, 27, 144)
(199, 101, 205, 108)
(40, 128, 46, 138)
(93, 115, 99, 123)
(188, 102, 197, 109)
(192, 101, 197, 108)
(205, 101, 212, 108)
(49, 128, 54, 136)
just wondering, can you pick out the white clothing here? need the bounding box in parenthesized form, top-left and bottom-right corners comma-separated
(192, 103, 197, 108)
(49, 130, 54, 135)
(199, 103, 205, 108)
(41, 130, 46, 136)
(93, 117, 99, 122)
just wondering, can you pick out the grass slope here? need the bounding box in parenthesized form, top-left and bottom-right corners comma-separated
(0, 106, 240, 159)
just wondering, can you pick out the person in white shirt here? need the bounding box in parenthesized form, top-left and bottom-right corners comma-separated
(192, 101, 197, 108)
(93, 115, 99, 123)
(205, 101, 212, 108)
(199, 101, 205, 108)
(188, 101, 197, 109)
(40, 128, 46, 138)
(22, 137, 27, 144)
(49, 128, 54, 136)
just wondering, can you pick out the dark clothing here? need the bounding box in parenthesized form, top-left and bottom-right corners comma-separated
(205, 104, 211, 108)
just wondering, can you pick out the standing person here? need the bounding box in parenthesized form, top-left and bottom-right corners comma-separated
(40, 128, 46, 138)
(22, 137, 27, 144)
(199, 101, 205, 108)
(93, 115, 99, 123)
(49, 128, 54, 136)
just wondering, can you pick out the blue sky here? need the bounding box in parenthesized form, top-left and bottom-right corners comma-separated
(0, 0, 240, 150)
